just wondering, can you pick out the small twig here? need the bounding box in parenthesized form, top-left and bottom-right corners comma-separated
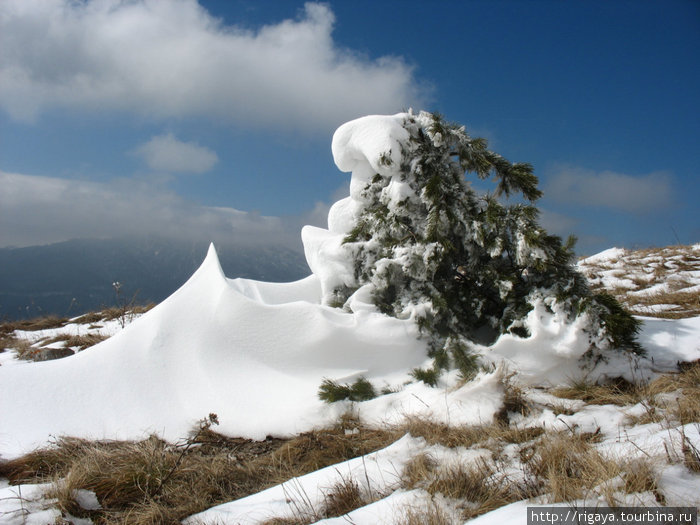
(555, 417, 576, 434)
(411, 393, 430, 409)
(623, 431, 653, 459)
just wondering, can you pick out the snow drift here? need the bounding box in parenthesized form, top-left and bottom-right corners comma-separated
(0, 245, 428, 457)
(1, 113, 698, 460)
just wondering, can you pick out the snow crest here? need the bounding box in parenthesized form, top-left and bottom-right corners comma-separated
(0, 244, 427, 457)
(303, 113, 411, 303)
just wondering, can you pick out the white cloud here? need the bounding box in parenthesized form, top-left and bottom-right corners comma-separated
(0, 170, 312, 249)
(133, 133, 218, 173)
(0, 0, 425, 130)
(545, 166, 674, 213)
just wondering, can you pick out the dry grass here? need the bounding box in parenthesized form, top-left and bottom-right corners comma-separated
(522, 432, 618, 503)
(97, 304, 155, 325)
(322, 476, 367, 518)
(400, 501, 453, 525)
(1, 375, 694, 523)
(401, 452, 437, 489)
(0, 416, 399, 525)
(427, 458, 536, 520)
(0, 332, 109, 362)
(494, 372, 530, 425)
(0, 333, 34, 358)
(650, 362, 700, 425)
(552, 376, 642, 406)
(621, 458, 665, 503)
(625, 361, 700, 426)
(0, 306, 155, 362)
(259, 473, 384, 524)
(398, 417, 486, 448)
(71, 311, 107, 325)
(263, 419, 399, 485)
(399, 422, 675, 519)
(0, 315, 68, 334)
(397, 416, 545, 468)
(681, 432, 700, 473)
(626, 290, 700, 319)
(45, 333, 109, 351)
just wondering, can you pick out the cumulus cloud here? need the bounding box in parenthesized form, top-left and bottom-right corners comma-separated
(544, 166, 674, 213)
(133, 133, 218, 173)
(0, 0, 425, 130)
(0, 170, 316, 249)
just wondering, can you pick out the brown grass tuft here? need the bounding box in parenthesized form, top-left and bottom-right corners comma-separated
(401, 452, 437, 489)
(264, 425, 399, 485)
(261, 474, 382, 525)
(398, 417, 486, 449)
(0, 333, 34, 358)
(0, 315, 68, 334)
(400, 500, 453, 525)
(427, 457, 536, 520)
(521, 432, 618, 503)
(552, 376, 642, 406)
(51, 333, 109, 351)
(495, 373, 530, 425)
(322, 476, 366, 518)
(622, 458, 665, 504)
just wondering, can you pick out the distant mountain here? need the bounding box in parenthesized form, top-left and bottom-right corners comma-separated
(0, 237, 310, 320)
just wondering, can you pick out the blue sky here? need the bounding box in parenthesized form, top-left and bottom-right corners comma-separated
(1, 0, 698, 255)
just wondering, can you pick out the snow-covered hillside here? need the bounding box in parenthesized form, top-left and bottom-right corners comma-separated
(0, 113, 698, 524)
(578, 244, 700, 319)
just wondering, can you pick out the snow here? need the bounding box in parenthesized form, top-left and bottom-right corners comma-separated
(302, 113, 414, 305)
(636, 316, 700, 369)
(331, 113, 408, 178)
(359, 368, 505, 428)
(1, 113, 699, 523)
(482, 299, 597, 386)
(0, 482, 62, 525)
(0, 245, 429, 458)
(582, 247, 627, 264)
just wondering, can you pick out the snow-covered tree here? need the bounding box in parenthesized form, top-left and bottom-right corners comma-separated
(325, 111, 641, 382)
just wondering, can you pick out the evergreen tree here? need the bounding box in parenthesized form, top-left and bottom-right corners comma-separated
(333, 111, 641, 381)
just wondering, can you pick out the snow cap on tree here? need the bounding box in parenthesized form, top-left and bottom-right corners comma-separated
(303, 110, 641, 383)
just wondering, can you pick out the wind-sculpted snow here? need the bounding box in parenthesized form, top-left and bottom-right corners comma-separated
(303, 114, 410, 303)
(0, 245, 428, 457)
(1, 114, 699, 464)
